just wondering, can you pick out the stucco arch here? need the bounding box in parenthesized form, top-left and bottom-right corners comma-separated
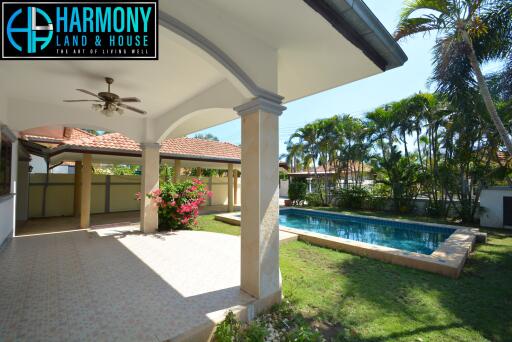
(153, 80, 244, 143)
(162, 107, 237, 141)
(158, 11, 281, 103)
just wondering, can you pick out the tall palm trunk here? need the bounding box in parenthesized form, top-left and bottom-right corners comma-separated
(462, 30, 512, 157)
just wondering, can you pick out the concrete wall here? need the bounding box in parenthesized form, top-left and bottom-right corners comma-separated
(480, 187, 512, 228)
(0, 135, 18, 246)
(206, 176, 241, 206)
(28, 174, 241, 218)
(279, 179, 289, 197)
(16, 160, 30, 222)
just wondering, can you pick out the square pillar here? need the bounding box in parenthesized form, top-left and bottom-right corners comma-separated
(173, 159, 182, 183)
(227, 163, 234, 212)
(74, 161, 82, 217)
(235, 96, 285, 301)
(140, 143, 160, 233)
(234, 170, 238, 205)
(80, 154, 92, 228)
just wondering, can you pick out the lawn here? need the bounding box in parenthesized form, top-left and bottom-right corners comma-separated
(198, 214, 512, 341)
(194, 214, 241, 236)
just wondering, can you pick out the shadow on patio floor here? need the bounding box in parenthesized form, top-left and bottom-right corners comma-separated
(1, 226, 253, 341)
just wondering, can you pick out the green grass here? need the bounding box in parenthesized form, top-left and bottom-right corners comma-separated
(194, 214, 241, 236)
(197, 214, 512, 341)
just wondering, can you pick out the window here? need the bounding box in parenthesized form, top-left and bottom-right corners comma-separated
(0, 132, 13, 196)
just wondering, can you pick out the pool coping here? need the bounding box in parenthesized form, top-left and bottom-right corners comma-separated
(216, 208, 486, 278)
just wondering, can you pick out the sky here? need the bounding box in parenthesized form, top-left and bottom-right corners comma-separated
(191, 0, 502, 155)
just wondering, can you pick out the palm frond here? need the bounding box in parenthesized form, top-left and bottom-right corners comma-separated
(395, 17, 440, 40)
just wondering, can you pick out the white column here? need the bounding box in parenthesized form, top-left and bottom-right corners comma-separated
(80, 154, 92, 228)
(227, 163, 234, 212)
(235, 96, 285, 301)
(140, 143, 160, 233)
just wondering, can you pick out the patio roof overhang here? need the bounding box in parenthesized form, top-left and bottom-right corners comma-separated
(0, 0, 405, 143)
(1, 0, 407, 320)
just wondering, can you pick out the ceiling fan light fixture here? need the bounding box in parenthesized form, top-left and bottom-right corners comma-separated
(91, 103, 103, 112)
(101, 108, 115, 117)
(65, 77, 146, 116)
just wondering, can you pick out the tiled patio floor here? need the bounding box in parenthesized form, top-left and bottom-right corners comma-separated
(0, 224, 254, 341)
(16, 206, 240, 236)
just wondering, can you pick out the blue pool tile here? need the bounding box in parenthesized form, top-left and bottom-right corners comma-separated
(279, 209, 456, 255)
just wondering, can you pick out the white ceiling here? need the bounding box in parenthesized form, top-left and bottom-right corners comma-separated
(202, 0, 382, 102)
(0, 28, 225, 119)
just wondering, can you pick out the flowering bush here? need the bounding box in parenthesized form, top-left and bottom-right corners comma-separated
(142, 178, 212, 230)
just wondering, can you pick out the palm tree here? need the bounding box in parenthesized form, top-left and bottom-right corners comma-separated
(395, 0, 512, 156)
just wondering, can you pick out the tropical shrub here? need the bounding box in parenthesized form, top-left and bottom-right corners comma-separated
(305, 192, 323, 207)
(288, 179, 307, 206)
(335, 186, 370, 210)
(143, 178, 212, 230)
(213, 300, 323, 342)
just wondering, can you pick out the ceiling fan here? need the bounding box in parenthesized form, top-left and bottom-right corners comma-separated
(63, 77, 147, 116)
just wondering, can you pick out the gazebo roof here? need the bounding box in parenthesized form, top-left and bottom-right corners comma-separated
(22, 129, 241, 165)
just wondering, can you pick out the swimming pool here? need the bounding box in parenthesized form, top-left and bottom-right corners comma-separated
(279, 209, 456, 255)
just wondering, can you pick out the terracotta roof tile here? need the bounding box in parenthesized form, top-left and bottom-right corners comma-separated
(62, 133, 241, 161)
(23, 128, 94, 143)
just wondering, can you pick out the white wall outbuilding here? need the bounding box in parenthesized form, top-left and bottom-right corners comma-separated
(480, 187, 512, 229)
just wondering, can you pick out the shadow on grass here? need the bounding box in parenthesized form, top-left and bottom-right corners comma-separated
(282, 232, 512, 341)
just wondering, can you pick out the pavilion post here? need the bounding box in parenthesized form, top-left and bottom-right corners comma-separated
(80, 154, 92, 228)
(227, 163, 234, 212)
(235, 97, 285, 303)
(140, 143, 160, 233)
(173, 159, 182, 183)
(234, 170, 238, 205)
(74, 161, 82, 217)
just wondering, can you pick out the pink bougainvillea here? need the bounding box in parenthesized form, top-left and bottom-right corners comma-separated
(141, 179, 211, 230)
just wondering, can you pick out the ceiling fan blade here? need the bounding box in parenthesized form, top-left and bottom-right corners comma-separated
(118, 97, 141, 103)
(118, 103, 147, 115)
(76, 89, 101, 99)
(63, 100, 102, 102)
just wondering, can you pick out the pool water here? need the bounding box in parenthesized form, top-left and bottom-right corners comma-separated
(279, 209, 455, 255)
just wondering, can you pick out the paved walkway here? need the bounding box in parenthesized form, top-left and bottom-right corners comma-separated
(0, 225, 253, 341)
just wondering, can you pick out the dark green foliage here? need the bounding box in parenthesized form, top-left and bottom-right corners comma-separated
(305, 192, 323, 207)
(335, 186, 371, 210)
(288, 180, 307, 205)
(213, 311, 240, 342)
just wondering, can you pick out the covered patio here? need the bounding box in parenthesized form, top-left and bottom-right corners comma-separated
(0, 225, 252, 341)
(0, 0, 406, 340)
